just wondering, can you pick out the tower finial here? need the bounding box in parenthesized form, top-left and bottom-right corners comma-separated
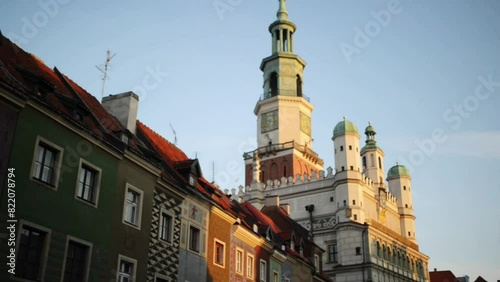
(277, 0, 288, 20)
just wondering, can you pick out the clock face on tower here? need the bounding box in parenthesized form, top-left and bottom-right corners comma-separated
(261, 110, 278, 133)
(300, 112, 311, 136)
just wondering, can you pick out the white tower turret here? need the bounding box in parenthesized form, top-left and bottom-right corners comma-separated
(360, 122, 386, 188)
(332, 117, 361, 173)
(387, 163, 416, 243)
(332, 117, 364, 224)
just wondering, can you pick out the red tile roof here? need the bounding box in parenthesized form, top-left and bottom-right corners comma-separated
(0, 32, 124, 144)
(242, 201, 281, 234)
(136, 120, 236, 213)
(430, 270, 459, 282)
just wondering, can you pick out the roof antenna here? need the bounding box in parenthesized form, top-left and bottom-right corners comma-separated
(169, 123, 178, 145)
(96, 50, 116, 100)
(212, 161, 215, 183)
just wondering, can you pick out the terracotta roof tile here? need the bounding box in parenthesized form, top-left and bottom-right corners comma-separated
(430, 270, 458, 282)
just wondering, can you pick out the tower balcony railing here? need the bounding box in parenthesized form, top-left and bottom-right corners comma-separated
(243, 140, 321, 162)
(259, 90, 310, 102)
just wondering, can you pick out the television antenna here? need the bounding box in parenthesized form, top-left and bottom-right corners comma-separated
(169, 123, 178, 145)
(96, 50, 116, 99)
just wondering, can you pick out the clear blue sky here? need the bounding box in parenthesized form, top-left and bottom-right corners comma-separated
(1, 0, 499, 280)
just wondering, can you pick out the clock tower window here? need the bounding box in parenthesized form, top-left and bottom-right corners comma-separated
(270, 72, 278, 97)
(296, 75, 302, 97)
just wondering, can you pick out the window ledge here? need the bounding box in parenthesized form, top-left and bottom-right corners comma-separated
(30, 177, 58, 191)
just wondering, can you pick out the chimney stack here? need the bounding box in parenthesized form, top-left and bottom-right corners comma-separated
(280, 203, 291, 215)
(265, 195, 280, 207)
(102, 91, 139, 134)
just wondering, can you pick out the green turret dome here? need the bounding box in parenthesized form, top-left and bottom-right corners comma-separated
(365, 123, 376, 135)
(387, 164, 411, 179)
(333, 117, 359, 138)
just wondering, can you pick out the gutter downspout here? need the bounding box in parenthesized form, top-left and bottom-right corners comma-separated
(306, 204, 315, 273)
(362, 223, 368, 282)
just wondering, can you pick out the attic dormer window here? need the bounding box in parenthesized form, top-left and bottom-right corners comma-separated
(300, 240, 304, 256)
(189, 175, 196, 186)
(290, 233, 296, 251)
(121, 133, 129, 145)
(74, 111, 84, 123)
(266, 227, 273, 241)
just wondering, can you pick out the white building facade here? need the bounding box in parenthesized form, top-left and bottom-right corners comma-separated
(239, 1, 430, 281)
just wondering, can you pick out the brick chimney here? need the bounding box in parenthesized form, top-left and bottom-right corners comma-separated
(102, 91, 139, 134)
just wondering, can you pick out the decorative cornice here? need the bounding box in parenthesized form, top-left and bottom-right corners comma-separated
(211, 205, 236, 224)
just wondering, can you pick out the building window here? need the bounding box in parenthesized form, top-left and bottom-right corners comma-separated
(408, 231, 411, 236)
(328, 244, 338, 263)
(247, 254, 255, 278)
(354, 214, 357, 220)
(362, 156, 367, 170)
(270, 72, 278, 96)
(123, 185, 143, 229)
(15, 224, 50, 281)
(370, 154, 375, 167)
(353, 200, 356, 205)
(63, 238, 91, 282)
(296, 75, 303, 97)
(378, 157, 382, 169)
(260, 260, 267, 282)
(214, 239, 225, 267)
(349, 145, 352, 150)
(31, 138, 63, 187)
(75, 160, 101, 206)
(343, 200, 346, 206)
(404, 186, 406, 190)
(340, 146, 344, 151)
(154, 274, 169, 282)
(341, 166, 345, 171)
(273, 271, 279, 282)
(405, 204, 408, 208)
(236, 249, 243, 274)
(350, 165, 354, 170)
(314, 254, 320, 271)
(189, 226, 200, 252)
(117, 255, 136, 282)
(159, 212, 173, 242)
(356, 247, 361, 255)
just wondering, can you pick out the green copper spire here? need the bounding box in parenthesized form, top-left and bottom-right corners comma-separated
(277, 0, 288, 20)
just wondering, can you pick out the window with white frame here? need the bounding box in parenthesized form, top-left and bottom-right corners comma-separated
(189, 225, 200, 252)
(31, 138, 63, 187)
(273, 271, 279, 282)
(214, 239, 225, 267)
(75, 160, 101, 206)
(259, 260, 267, 282)
(159, 211, 173, 242)
(62, 237, 92, 282)
(247, 254, 254, 278)
(15, 223, 50, 281)
(236, 248, 243, 274)
(314, 254, 320, 272)
(117, 255, 136, 282)
(123, 184, 143, 229)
